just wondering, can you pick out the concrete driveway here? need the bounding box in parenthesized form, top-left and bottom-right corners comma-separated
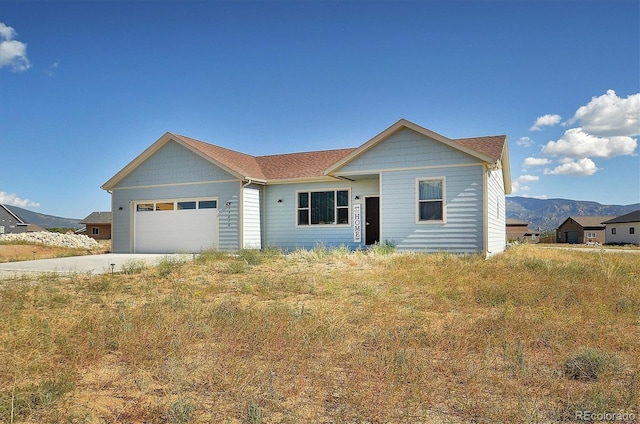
(0, 253, 193, 278)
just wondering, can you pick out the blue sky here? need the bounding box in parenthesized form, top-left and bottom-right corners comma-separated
(1, 0, 638, 219)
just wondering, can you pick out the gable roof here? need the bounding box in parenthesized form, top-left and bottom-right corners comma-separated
(102, 119, 511, 191)
(81, 211, 113, 225)
(324, 119, 511, 193)
(558, 216, 616, 229)
(602, 210, 640, 224)
(0, 203, 26, 224)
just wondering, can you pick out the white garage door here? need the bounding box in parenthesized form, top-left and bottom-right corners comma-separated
(134, 199, 218, 253)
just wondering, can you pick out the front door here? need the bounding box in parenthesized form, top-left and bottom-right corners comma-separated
(365, 197, 380, 245)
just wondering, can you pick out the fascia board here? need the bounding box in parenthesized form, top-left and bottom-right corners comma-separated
(501, 138, 513, 194)
(264, 176, 341, 185)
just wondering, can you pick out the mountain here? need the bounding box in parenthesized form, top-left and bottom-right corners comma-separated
(4, 205, 83, 229)
(506, 197, 640, 232)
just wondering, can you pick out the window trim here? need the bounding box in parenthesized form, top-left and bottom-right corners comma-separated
(416, 177, 446, 224)
(296, 188, 351, 227)
(135, 198, 218, 213)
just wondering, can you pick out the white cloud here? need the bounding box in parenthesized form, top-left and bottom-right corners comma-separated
(530, 114, 562, 131)
(567, 90, 640, 137)
(511, 174, 540, 193)
(46, 60, 60, 76)
(541, 127, 637, 158)
(518, 174, 539, 183)
(543, 158, 599, 176)
(0, 191, 40, 208)
(516, 136, 535, 147)
(523, 157, 552, 167)
(0, 22, 30, 71)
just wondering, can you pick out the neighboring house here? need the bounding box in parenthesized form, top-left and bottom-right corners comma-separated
(506, 218, 540, 243)
(102, 119, 512, 256)
(556, 216, 614, 244)
(81, 211, 113, 240)
(601, 210, 640, 246)
(0, 203, 29, 234)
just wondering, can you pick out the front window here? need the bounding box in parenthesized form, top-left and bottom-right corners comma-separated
(630, 227, 635, 235)
(92, 227, 99, 235)
(297, 190, 349, 225)
(612, 228, 617, 235)
(418, 179, 444, 222)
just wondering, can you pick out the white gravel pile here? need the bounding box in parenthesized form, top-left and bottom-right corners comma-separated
(0, 231, 100, 249)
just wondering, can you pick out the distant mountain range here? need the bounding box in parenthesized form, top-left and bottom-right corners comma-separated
(4, 198, 639, 232)
(4, 205, 83, 229)
(506, 197, 639, 232)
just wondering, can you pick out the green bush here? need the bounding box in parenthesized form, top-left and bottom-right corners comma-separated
(564, 348, 620, 381)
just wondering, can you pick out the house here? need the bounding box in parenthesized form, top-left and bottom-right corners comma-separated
(0, 203, 29, 234)
(506, 218, 540, 243)
(101, 119, 511, 256)
(601, 210, 640, 246)
(556, 216, 615, 244)
(80, 211, 112, 240)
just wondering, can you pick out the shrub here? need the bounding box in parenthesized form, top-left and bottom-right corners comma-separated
(121, 259, 147, 274)
(564, 348, 621, 381)
(157, 255, 187, 277)
(369, 240, 397, 255)
(239, 249, 263, 266)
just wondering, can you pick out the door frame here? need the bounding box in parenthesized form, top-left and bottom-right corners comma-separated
(365, 196, 380, 246)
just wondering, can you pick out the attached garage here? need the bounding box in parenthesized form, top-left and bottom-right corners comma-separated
(133, 199, 218, 253)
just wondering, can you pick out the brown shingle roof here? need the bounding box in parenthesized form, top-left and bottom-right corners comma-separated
(81, 212, 113, 224)
(454, 135, 507, 162)
(569, 216, 616, 228)
(172, 134, 505, 182)
(174, 134, 267, 180)
(103, 119, 510, 191)
(257, 148, 357, 180)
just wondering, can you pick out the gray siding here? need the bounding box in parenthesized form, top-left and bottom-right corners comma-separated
(111, 141, 241, 253)
(338, 128, 480, 174)
(0, 207, 27, 234)
(264, 179, 379, 251)
(486, 167, 506, 256)
(332, 128, 488, 254)
(381, 165, 485, 253)
(117, 140, 236, 187)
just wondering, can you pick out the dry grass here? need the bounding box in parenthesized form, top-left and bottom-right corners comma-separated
(0, 241, 110, 263)
(0, 245, 638, 423)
